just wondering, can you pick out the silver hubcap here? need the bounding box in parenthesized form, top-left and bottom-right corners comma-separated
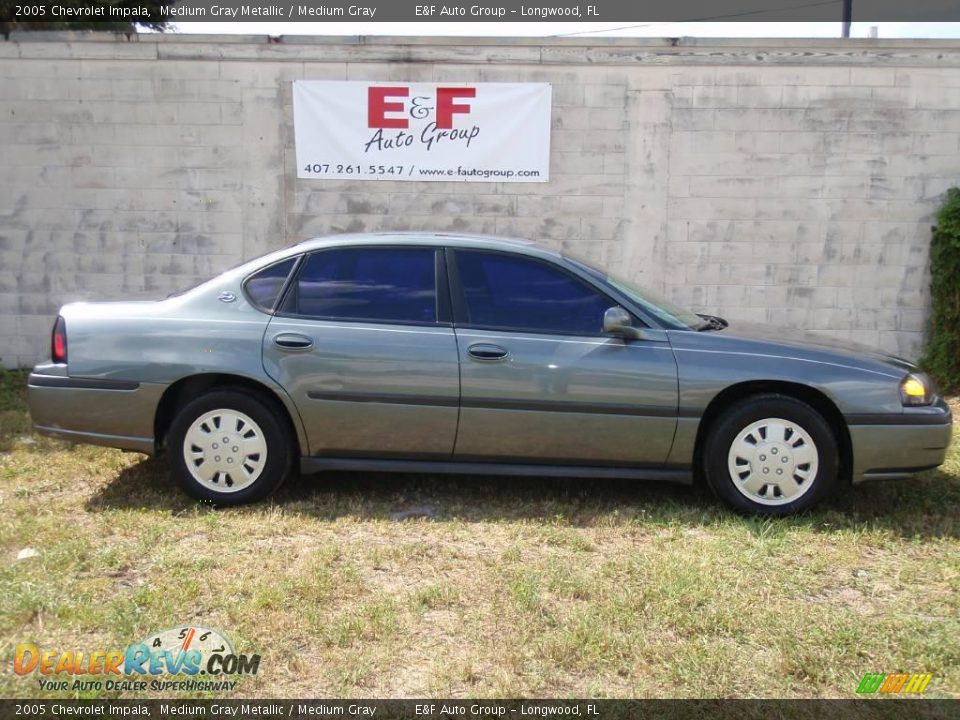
(727, 417, 819, 506)
(183, 409, 267, 493)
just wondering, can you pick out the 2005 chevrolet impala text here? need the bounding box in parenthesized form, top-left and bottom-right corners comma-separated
(27, 233, 952, 515)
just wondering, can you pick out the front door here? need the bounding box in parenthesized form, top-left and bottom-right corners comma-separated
(448, 249, 679, 465)
(262, 245, 460, 458)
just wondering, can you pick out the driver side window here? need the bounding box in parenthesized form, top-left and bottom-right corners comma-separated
(452, 250, 613, 336)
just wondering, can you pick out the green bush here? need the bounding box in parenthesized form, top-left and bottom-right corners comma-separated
(922, 187, 960, 393)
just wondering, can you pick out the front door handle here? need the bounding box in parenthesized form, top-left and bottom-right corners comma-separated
(468, 343, 509, 362)
(273, 333, 314, 351)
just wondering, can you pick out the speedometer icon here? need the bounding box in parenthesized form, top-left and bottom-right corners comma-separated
(140, 625, 235, 669)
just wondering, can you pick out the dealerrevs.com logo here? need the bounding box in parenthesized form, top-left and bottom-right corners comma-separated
(14, 626, 260, 693)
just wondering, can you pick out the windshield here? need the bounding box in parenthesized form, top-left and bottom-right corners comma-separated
(566, 256, 707, 331)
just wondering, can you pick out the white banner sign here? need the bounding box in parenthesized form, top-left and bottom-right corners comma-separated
(293, 81, 551, 182)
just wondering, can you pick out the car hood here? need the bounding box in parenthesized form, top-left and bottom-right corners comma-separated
(712, 322, 917, 373)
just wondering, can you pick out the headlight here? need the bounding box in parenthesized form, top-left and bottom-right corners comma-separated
(900, 372, 935, 406)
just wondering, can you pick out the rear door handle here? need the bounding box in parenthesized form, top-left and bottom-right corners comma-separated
(273, 333, 314, 351)
(467, 343, 509, 362)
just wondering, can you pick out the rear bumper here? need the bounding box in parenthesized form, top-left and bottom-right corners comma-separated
(847, 399, 953, 483)
(27, 365, 164, 455)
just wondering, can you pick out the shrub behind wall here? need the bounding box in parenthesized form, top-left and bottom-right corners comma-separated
(922, 187, 960, 393)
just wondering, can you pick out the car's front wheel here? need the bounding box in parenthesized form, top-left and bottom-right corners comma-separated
(703, 394, 839, 515)
(168, 390, 293, 505)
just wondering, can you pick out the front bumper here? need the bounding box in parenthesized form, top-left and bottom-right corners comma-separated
(847, 398, 953, 483)
(28, 364, 165, 455)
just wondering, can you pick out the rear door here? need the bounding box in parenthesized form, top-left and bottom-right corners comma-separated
(448, 248, 679, 466)
(262, 245, 460, 458)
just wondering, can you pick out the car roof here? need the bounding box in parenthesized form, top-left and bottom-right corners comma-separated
(293, 232, 554, 255)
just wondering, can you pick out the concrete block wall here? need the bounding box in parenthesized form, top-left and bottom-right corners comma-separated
(1, 34, 959, 367)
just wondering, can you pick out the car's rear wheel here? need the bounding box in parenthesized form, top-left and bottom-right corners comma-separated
(168, 390, 292, 505)
(703, 394, 839, 515)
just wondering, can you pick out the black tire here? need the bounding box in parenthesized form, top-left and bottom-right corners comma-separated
(167, 389, 293, 505)
(703, 393, 839, 516)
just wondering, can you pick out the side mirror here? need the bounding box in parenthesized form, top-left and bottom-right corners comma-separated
(603, 306, 643, 340)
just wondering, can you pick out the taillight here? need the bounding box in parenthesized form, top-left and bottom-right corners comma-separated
(51, 316, 67, 364)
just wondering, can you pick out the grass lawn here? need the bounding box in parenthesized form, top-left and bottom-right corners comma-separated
(0, 368, 957, 699)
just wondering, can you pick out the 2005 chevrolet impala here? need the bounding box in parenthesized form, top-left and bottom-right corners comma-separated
(27, 233, 952, 515)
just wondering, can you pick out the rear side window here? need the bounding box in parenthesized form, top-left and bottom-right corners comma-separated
(453, 250, 612, 335)
(281, 247, 438, 324)
(244, 258, 297, 312)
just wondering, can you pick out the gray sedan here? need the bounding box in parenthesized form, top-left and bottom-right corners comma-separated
(27, 233, 952, 515)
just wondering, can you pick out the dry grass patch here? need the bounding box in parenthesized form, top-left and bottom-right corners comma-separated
(0, 369, 957, 699)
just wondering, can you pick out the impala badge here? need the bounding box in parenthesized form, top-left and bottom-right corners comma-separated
(218, 291, 237, 303)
